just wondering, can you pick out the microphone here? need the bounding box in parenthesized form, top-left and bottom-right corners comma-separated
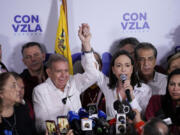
(98, 110, 110, 129)
(108, 118, 116, 126)
(93, 110, 110, 135)
(113, 100, 126, 134)
(67, 111, 81, 135)
(78, 108, 89, 119)
(120, 74, 127, 83)
(78, 108, 94, 133)
(113, 100, 124, 113)
(98, 110, 107, 120)
(120, 74, 132, 102)
(122, 100, 136, 120)
(62, 95, 72, 104)
(125, 90, 132, 102)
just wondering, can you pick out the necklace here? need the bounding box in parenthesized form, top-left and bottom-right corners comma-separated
(2, 112, 19, 135)
(88, 92, 98, 103)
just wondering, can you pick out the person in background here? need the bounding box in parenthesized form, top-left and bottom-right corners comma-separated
(143, 118, 169, 135)
(20, 42, 48, 108)
(80, 24, 152, 117)
(167, 52, 180, 74)
(11, 72, 25, 104)
(12, 72, 35, 120)
(0, 72, 37, 135)
(80, 51, 106, 112)
(135, 42, 167, 95)
(0, 44, 8, 73)
(0, 72, 71, 135)
(145, 68, 180, 135)
(117, 37, 139, 60)
(117, 38, 166, 74)
(132, 109, 169, 135)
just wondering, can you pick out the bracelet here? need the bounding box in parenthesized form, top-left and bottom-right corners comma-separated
(83, 48, 93, 53)
(134, 121, 145, 134)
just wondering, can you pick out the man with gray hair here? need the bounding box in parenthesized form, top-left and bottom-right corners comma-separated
(33, 24, 98, 132)
(135, 42, 167, 95)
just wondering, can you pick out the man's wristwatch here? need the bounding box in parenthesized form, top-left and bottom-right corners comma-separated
(83, 48, 93, 53)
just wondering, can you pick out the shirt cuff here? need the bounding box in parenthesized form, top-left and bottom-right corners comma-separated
(130, 98, 142, 112)
(83, 52, 94, 59)
(83, 48, 93, 53)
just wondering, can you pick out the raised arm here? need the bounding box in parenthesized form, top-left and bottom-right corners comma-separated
(78, 23, 92, 52)
(73, 24, 99, 92)
(78, 23, 109, 92)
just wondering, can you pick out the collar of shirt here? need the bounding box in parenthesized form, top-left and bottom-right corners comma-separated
(137, 71, 157, 83)
(134, 84, 146, 92)
(150, 71, 166, 83)
(152, 71, 158, 82)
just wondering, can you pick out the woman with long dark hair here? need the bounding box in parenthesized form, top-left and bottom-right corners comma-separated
(145, 69, 180, 134)
(79, 23, 152, 117)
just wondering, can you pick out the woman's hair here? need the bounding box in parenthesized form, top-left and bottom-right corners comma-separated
(93, 51, 102, 70)
(11, 72, 21, 80)
(162, 68, 180, 125)
(108, 50, 141, 89)
(0, 72, 13, 113)
(167, 52, 180, 70)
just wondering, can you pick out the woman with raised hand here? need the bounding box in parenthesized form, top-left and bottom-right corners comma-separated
(78, 23, 152, 118)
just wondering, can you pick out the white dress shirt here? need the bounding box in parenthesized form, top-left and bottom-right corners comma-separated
(33, 53, 98, 132)
(146, 71, 167, 95)
(96, 71, 152, 117)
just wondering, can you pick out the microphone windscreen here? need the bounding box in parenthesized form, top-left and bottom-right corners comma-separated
(96, 127, 103, 134)
(67, 111, 80, 123)
(120, 74, 127, 82)
(122, 100, 135, 120)
(78, 108, 89, 118)
(108, 118, 116, 126)
(98, 110, 107, 120)
(113, 100, 123, 112)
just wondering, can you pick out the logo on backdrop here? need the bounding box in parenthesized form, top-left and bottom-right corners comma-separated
(121, 12, 150, 32)
(12, 15, 43, 35)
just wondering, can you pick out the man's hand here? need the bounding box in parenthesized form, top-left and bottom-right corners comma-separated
(78, 23, 92, 51)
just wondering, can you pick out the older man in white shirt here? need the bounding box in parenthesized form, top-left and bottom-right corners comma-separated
(33, 23, 98, 132)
